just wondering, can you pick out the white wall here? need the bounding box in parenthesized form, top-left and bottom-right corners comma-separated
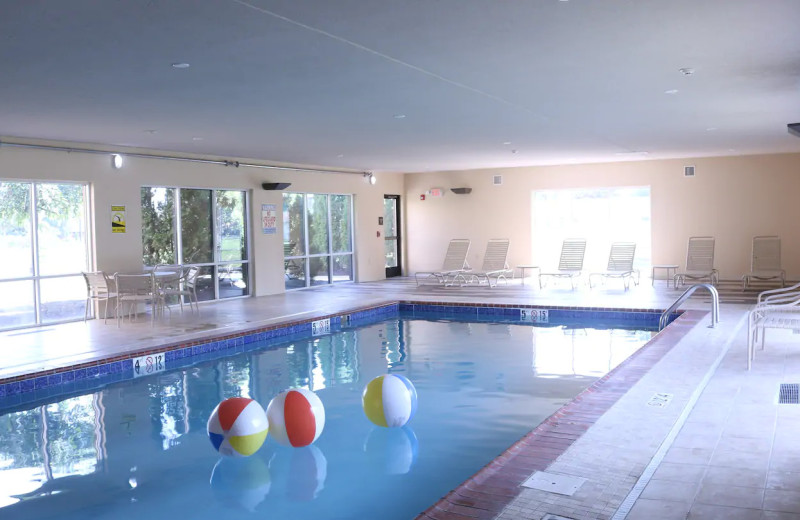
(0, 140, 404, 295)
(404, 153, 800, 281)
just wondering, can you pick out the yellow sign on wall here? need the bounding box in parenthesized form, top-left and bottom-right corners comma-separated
(112, 205, 126, 233)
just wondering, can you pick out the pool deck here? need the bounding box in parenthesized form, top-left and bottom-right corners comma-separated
(3, 276, 800, 519)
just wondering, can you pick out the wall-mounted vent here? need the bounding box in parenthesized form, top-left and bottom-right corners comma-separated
(493, 175, 503, 186)
(779, 383, 799, 404)
(450, 187, 472, 195)
(789, 123, 800, 138)
(684, 166, 696, 177)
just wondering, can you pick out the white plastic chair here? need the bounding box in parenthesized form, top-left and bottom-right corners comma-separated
(589, 242, 639, 290)
(674, 236, 718, 287)
(159, 266, 200, 314)
(82, 271, 117, 324)
(468, 239, 513, 288)
(414, 239, 471, 286)
(742, 236, 785, 290)
(539, 239, 587, 290)
(114, 272, 157, 326)
(747, 282, 800, 369)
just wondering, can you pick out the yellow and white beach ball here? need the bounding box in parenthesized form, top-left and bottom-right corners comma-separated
(362, 374, 418, 428)
(267, 389, 326, 447)
(207, 397, 269, 457)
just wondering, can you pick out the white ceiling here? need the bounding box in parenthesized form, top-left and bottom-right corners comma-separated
(1, 0, 799, 173)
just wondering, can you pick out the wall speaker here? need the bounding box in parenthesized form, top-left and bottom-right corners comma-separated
(262, 182, 291, 190)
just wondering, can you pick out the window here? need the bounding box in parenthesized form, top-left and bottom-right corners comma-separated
(141, 187, 250, 301)
(0, 181, 90, 330)
(283, 193, 353, 290)
(532, 187, 651, 273)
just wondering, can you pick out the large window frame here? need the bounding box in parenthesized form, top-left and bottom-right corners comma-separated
(0, 180, 91, 330)
(141, 185, 252, 302)
(283, 192, 355, 290)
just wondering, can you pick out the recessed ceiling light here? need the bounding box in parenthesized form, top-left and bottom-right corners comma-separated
(664, 89, 679, 94)
(706, 127, 718, 132)
(502, 141, 512, 146)
(192, 136, 203, 141)
(615, 151, 650, 156)
(144, 129, 158, 134)
(171, 62, 190, 69)
(393, 114, 406, 119)
(337, 154, 344, 158)
(679, 67, 695, 76)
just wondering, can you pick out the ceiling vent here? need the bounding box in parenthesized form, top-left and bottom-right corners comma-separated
(684, 166, 696, 177)
(493, 175, 503, 186)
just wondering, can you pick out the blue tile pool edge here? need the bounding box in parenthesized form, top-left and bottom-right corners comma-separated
(0, 302, 681, 408)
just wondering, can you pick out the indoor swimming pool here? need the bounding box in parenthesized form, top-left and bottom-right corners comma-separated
(0, 312, 657, 520)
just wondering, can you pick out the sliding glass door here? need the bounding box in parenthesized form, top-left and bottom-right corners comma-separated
(283, 192, 353, 290)
(0, 181, 90, 330)
(141, 187, 250, 301)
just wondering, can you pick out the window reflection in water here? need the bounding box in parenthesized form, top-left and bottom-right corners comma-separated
(0, 394, 102, 507)
(532, 326, 653, 377)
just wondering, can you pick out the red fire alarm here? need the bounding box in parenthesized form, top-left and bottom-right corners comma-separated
(420, 194, 425, 201)
(376, 230, 381, 237)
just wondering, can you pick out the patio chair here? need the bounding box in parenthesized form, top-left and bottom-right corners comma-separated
(468, 239, 513, 288)
(414, 239, 471, 286)
(741, 235, 785, 290)
(674, 236, 718, 287)
(155, 265, 200, 315)
(538, 239, 587, 290)
(82, 271, 117, 324)
(114, 272, 157, 327)
(588, 242, 639, 290)
(746, 282, 800, 369)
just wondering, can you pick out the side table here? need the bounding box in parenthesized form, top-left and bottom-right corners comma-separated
(517, 265, 539, 285)
(651, 264, 679, 288)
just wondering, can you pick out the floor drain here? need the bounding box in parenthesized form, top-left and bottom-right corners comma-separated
(779, 384, 799, 404)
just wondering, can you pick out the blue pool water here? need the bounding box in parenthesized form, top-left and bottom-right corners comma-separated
(0, 316, 654, 520)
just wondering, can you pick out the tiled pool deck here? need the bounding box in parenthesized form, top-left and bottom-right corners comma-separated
(3, 277, 800, 519)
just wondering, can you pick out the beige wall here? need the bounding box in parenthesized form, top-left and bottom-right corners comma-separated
(0, 141, 403, 295)
(404, 153, 800, 281)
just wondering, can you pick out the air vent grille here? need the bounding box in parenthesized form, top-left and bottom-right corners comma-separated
(684, 166, 696, 177)
(493, 175, 503, 186)
(779, 383, 799, 404)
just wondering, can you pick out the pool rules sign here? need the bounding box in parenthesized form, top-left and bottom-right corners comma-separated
(261, 203, 277, 234)
(111, 205, 126, 233)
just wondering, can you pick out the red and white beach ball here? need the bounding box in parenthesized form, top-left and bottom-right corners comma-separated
(207, 397, 269, 457)
(266, 389, 326, 447)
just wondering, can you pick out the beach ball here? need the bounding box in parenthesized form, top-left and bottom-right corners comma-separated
(210, 455, 272, 511)
(362, 374, 418, 428)
(207, 397, 269, 457)
(267, 389, 325, 447)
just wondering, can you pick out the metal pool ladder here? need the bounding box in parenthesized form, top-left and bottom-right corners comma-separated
(659, 283, 720, 330)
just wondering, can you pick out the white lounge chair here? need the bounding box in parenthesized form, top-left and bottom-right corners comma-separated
(539, 239, 587, 290)
(674, 236, 718, 287)
(747, 282, 800, 369)
(589, 242, 639, 290)
(414, 239, 471, 286)
(742, 235, 785, 290)
(467, 239, 513, 288)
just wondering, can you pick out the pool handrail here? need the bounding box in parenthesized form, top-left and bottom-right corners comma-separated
(659, 283, 719, 330)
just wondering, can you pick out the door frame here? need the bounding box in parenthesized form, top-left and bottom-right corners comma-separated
(384, 194, 401, 278)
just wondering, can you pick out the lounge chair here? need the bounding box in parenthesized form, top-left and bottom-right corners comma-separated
(674, 236, 718, 287)
(588, 242, 639, 290)
(414, 239, 471, 286)
(746, 282, 800, 369)
(538, 239, 587, 290)
(467, 238, 513, 288)
(742, 235, 785, 290)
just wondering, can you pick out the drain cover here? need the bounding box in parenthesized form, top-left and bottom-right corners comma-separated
(779, 384, 799, 404)
(521, 471, 586, 496)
